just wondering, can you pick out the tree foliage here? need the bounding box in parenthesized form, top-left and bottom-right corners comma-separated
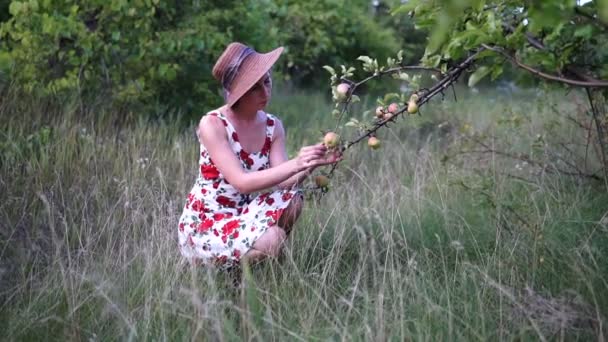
(393, 0, 608, 89)
(0, 0, 405, 117)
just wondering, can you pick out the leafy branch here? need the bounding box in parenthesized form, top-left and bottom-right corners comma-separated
(480, 44, 608, 88)
(317, 49, 484, 182)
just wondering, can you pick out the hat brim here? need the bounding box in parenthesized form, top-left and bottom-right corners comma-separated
(227, 46, 284, 107)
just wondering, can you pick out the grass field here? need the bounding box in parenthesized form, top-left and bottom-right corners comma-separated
(1, 84, 607, 340)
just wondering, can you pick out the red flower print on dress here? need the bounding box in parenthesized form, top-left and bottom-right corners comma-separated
(265, 208, 284, 223)
(213, 213, 225, 221)
(233, 249, 241, 259)
(239, 150, 254, 167)
(198, 218, 214, 233)
(179, 222, 185, 232)
(213, 181, 221, 189)
(260, 136, 272, 156)
(267, 118, 275, 126)
(257, 192, 270, 205)
(231, 132, 239, 142)
(196, 219, 213, 234)
(222, 219, 240, 236)
(215, 255, 228, 265)
(201, 164, 220, 180)
(217, 195, 236, 208)
(191, 200, 204, 212)
(265, 197, 275, 205)
(281, 192, 293, 201)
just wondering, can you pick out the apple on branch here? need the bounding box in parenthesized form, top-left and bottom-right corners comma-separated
(314, 175, 330, 188)
(368, 136, 381, 149)
(323, 131, 340, 149)
(335, 83, 350, 101)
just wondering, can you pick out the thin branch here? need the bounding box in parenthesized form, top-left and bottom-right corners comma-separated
(481, 44, 608, 88)
(574, 6, 608, 30)
(585, 89, 608, 190)
(350, 66, 444, 87)
(322, 50, 484, 180)
(502, 22, 608, 85)
(345, 50, 482, 149)
(461, 134, 603, 181)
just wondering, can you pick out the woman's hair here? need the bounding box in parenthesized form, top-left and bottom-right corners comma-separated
(221, 47, 254, 102)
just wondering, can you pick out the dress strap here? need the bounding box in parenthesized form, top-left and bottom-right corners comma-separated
(208, 110, 239, 145)
(265, 113, 276, 141)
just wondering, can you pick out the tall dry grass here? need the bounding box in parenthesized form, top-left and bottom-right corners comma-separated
(1, 85, 607, 340)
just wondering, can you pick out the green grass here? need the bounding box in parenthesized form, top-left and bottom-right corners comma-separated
(1, 84, 607, 340)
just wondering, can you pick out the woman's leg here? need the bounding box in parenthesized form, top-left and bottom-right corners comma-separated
(242, 225, 287, 263)
(242, 195, 304, 263)
(277, 193, 304, 235)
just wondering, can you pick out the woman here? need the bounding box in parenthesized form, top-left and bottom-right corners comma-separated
(177, 42, 340, 270)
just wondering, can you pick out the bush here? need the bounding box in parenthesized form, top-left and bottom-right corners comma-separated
(0, 0, 410, 119)
(272, 0, 401, 86)
(0, 0, 280, 117)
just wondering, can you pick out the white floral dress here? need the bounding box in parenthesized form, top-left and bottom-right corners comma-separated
(177, 110, 302, 269)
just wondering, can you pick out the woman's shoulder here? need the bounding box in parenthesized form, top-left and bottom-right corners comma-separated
(196, 108, 228, 141)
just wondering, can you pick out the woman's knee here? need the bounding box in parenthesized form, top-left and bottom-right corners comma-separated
(249, 225, 286, 258)
(278, 194, 304, 231)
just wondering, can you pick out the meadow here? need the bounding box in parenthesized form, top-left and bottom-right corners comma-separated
(1, 83, 607, 341)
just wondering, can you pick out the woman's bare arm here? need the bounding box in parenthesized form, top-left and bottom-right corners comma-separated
(269, 118, 340, 190)
(198, 115, 327, 194)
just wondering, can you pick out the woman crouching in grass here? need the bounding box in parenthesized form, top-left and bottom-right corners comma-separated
(177, 42, 341, 271)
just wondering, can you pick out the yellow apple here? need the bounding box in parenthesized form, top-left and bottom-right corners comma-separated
(368, 136, 381, 149)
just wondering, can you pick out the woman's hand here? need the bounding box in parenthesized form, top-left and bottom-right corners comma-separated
(294, 143, 343, 172)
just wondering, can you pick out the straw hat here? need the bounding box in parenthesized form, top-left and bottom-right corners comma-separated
(212, 42, 284, 107)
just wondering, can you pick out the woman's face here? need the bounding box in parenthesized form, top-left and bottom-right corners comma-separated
(235, 73, 272, 110)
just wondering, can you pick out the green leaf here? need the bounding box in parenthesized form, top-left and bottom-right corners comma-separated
(468, 66, 491, 87)
(490, 65, 503, 80)
(322, 65, 336, 76)
(574, 25, 593, 39)
(391, 1, 420, 16)
(356, 55, 373, 65)
(9, 2, 23, 16)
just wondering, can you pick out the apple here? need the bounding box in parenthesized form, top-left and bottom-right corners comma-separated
(323, 132, 340, 148)
(368, 136, 381, 149)
(335, 83, 350, 100)
(314, 175, 330, 187)
(407, 100, 418, 114)
(388, 102, 399, 114)
(375, 106, 385, 118)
